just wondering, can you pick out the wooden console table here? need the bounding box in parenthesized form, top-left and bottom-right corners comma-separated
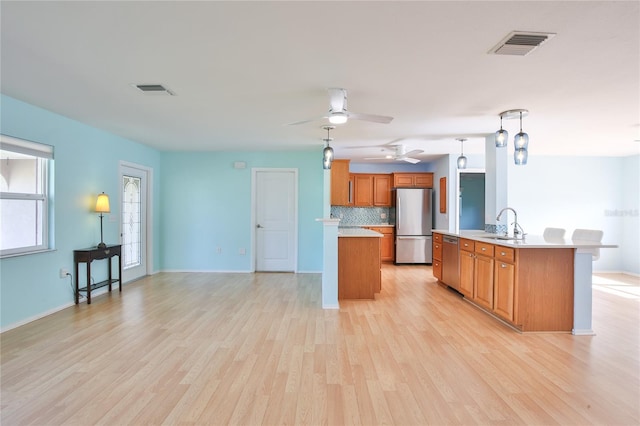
(74, 244, 122, 304)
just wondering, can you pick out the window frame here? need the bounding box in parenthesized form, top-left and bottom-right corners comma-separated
(0, 134, 54, 258)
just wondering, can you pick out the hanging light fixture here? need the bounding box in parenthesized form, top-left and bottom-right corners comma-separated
(322, 126, 335, 170)
(496, 109, 529, 165)
(456, 138, 467, 169)
(495, 114, 509, 147)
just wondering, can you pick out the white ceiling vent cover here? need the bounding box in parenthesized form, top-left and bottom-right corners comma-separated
(489, 31, 556, 56)
(133, 84, 175, 96)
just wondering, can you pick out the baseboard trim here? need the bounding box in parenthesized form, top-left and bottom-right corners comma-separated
(1, 301, 75, 334)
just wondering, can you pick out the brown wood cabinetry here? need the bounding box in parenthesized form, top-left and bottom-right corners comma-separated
(373, 174, 392, 206)
(392, 172, 434, 188)
(366, 226, 395, 262)
(432, 233, 443, 281)
(352, 173, 392, 207)
(338, 236, 381, 299)
(458, 240, 574, 332)
(330, 159, 351, 206)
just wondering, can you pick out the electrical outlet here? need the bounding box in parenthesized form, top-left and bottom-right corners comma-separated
(380, 213, 387, 219)
(239, 248, 246, 255)
(59, 268, 69, 279)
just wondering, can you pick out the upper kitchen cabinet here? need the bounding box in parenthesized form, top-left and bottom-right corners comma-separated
(331, 159, 351, 206)
(352, 173, 392, 207)
(392, 172, 434, 188)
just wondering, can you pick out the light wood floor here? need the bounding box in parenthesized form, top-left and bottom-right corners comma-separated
(2, 266, 639, 425)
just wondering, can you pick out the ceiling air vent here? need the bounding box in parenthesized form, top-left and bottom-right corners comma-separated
(133, 84, 175, 96)
(489, 31, 556, 56)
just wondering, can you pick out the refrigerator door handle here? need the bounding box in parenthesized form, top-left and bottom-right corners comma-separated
(396, 194, 401, 230)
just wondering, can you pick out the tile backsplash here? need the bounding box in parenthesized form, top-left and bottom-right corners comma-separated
(331, 206, 393, 226)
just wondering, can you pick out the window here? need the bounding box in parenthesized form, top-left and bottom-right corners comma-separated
(0, 135, 53, 257)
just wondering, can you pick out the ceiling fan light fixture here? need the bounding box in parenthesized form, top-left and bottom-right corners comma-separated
(328, 112, 348, 124)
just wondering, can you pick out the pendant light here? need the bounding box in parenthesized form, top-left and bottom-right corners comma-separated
(495, 114, 508, 147)
(456, 138, 467, 169)
(496, 109, 529, 165)
(322, 126, 335, 170)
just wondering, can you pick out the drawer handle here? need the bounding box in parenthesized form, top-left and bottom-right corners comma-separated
(435, 244, 439, 249)
(501, 263, 507, 268)
(464, 243, 469, 247)
(501, 252, 506, 256)
(481, 247, 486, 251)
(104, 250, 110, 255)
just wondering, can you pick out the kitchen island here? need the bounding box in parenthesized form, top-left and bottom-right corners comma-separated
(338, 228, 383, 299)
(433, 230, 617, 334)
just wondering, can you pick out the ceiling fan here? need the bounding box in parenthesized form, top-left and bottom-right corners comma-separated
(365, 144, 424, 164)
(288, 88, 393, 125)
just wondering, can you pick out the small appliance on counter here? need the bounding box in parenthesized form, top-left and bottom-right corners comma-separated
(394, 188, 433, 264)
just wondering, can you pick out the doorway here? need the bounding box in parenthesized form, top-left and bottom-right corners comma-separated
(252, 169, 298, 272)
(458, 171, 485, 230)
(119, 162, 152, 283)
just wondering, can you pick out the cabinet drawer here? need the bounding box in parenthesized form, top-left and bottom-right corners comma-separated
(433, 241, 443, 260)
(460, 238, 475, 251)
(495, 246, 515, 262)
(433, 233, 442, 243)
(433, 260, 442, 280)
(475, 241, 494, 256)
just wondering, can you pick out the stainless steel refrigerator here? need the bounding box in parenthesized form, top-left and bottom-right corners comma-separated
(395, 188, 433, 264)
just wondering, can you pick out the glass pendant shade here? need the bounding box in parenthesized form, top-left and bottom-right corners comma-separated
(495, 129, 509, 147)
(457, 154, 467, 169)
(322, 145, 334, 169)
(514, 148, 528, 165)
(514, 131, 529, 150)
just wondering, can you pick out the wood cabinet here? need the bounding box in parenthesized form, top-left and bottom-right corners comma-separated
(392, 172, 434, 188)
(338, 236, 381, 299)
(458, 239, 575, 332)
(330, 159, 351, 206)
(352, 173, 392, 207)
(432, 233, 443, 281)
(458, 239, 475, 298)
(373, 174, 392, 206)
(366, 226, 395, 262)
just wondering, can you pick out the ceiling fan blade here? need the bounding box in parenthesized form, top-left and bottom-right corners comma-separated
(401, 157, 421, 164)
(404, 149, 424, 157)
(348, 112, 394, 124)
(286, 116, 326, 126)
(328, 88, 347, 112)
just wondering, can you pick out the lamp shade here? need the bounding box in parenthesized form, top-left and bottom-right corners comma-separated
(457, 154, 467, 169)
(95, 192, 110, 213)
(495, 129, 509, 147)
(323, 145, 334, 162)
(514, 148, 528, 165)
(514, 131, 529, 150)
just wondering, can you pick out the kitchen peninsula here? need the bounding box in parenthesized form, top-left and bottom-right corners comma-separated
(338, 228, 383, 299)
(433, 230, 617, 334)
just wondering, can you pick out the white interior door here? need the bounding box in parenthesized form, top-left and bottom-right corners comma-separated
(254, 169, 297, 272)
(120, 163, 150, 283)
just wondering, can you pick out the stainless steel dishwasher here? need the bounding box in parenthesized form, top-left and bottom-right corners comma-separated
(442, 235, 460, 290)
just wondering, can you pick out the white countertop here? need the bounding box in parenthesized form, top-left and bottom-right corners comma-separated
(432, 229, 617, 249)
(339, 224, 395, 228)
(338, 228, 384, 238)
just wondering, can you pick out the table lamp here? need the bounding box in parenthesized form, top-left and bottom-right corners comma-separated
(95, 192, 110, 249)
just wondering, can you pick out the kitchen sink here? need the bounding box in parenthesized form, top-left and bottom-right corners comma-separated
(473, 234, 519, 241)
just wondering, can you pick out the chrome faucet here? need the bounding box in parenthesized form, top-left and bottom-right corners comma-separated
(496, 207, 525, 239)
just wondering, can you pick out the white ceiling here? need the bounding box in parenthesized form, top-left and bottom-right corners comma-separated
(1, 1, 639, 163)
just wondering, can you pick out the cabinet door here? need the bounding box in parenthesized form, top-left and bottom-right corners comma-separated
(414, 173, 433, 188)
(393, 173, 414, 187)
(474, 255, 494, 310)
(330, 159, 350, 206)
(373, 174, 392, 206)
(433, 240, 443, 261)
(433, 259, 443, 281)
(380, 233, 395, 262)
(459, 250, 475, 298)
(353, 174, 373, 206)
(494, 261, 515, 322)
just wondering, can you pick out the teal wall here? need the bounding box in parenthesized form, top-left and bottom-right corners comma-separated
(159, 151, 324, 272)
(0, 94, 326, 330)
(0, 95, 162, 329)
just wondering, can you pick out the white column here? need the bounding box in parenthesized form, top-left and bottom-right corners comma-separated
(484, 135, 508, 233)
(316, 218, 340, 309)
(573, 251, 596, 335)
